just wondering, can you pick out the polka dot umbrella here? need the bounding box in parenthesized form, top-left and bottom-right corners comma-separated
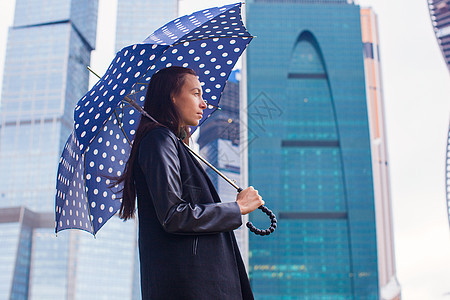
(55, 2, 255, 236)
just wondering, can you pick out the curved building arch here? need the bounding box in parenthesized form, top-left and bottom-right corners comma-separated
(247, 3, 379, 295)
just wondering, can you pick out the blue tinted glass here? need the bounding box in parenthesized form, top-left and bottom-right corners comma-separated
(247, 3, 378, 299)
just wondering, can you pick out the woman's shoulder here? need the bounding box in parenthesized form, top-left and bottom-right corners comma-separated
(140, 126, 179, 150)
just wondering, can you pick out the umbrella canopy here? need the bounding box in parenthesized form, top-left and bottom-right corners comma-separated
(55, 2, 253, 235)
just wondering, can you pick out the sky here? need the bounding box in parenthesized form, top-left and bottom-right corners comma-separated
(0, 0, 449, 299)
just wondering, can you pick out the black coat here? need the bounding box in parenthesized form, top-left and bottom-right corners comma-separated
(135, 126, 254, 300)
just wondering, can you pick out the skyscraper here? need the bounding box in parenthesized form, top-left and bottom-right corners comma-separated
(361, 8, 401, 300)
(197, 70, 250, 265)
(111, 1, 180, 299)
(427, 0, 450, 228)
(246, 0, 378, 298)
(0, 0, 101, 298)
(115, 0, 179, 52)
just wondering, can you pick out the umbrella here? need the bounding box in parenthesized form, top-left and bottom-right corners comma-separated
(55, 2, 276, 236)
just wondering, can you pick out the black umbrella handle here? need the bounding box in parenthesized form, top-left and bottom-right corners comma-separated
(237, 188, 277, 236)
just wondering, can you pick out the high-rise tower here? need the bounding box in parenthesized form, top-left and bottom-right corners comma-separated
(246, 0, 378, 298)
(115, 0, 178, 52)
(197, 70, 249, 265)
(361, 8, 401, 300)
(0, 0, 100, 298)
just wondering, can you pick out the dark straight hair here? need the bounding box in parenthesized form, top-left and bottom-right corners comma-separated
(116, 66, 196, 220)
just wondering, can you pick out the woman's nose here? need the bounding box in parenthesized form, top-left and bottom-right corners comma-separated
(200, 99, 207, 109)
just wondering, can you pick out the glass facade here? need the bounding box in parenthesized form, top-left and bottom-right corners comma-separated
(112, 1, 181, 299)
(0, 222, 22, 299)
(0, 0, 98, 299)
(115, 0, 178, 52)
(73, 217, 137, 300)
(198, 71, 249, 265)
(361, 8, 401, 299)
(246, 2, 378, 299)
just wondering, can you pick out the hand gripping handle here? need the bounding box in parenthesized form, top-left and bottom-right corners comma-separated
(238, 188, 277, 236)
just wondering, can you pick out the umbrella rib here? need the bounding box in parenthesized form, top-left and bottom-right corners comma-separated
(114, 108, 132, 145)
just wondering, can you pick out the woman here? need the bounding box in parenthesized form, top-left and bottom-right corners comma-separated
(116, 66, 263, 299)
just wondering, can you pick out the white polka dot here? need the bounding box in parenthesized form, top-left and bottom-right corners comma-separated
(98, 217, 103, 223)
(91, 201, 96, 207)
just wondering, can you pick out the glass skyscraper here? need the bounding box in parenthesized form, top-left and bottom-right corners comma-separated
(115, 0, 179, 52)
(112, 1, 180, 299)
(0, 1, 138, 299)
(361, 8, 401, 300)
(197, 70, 250, 265)
(246, 0, 378, 298)
(427, 0, 450, 228)
(0, 1, 98, 299)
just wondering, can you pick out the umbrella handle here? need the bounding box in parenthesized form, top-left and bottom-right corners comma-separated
(237, 188, 277, 236)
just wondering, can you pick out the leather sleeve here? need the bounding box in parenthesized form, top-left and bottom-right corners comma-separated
(138, 128, 242, 234)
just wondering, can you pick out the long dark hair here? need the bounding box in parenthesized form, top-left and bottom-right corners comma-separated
(116, 66, 196, 220)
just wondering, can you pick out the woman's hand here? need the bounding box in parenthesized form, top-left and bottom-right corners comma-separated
(236, 186, 265, 215)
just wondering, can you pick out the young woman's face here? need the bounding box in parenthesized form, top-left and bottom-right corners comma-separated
(172, 74, 207, 126)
